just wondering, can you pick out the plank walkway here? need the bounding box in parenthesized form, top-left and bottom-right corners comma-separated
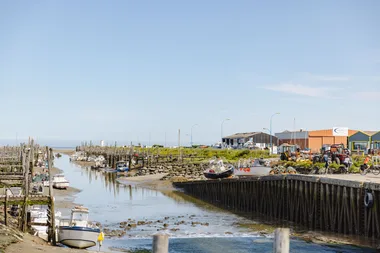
(0, 195, 50, 204)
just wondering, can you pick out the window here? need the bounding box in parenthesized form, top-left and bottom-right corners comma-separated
(72, 212, 89, 221)
(353, 142, 368, 150)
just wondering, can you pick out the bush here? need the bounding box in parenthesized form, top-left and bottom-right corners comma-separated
(284, 161, 297, 168)
(313, 162, 326, 169)
(349, 165, 360, 173)
(329, 163, 340, 170)
(295, 160, 313, 169)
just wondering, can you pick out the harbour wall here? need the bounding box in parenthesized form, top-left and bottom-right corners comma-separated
(174, 175, 380, 240)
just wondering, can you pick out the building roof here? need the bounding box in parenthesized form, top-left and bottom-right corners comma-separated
(363, 131, 378, 136)
(350, 130, 378, 136)
(223, 132, 263, 139)
(275, 130, 308, 139)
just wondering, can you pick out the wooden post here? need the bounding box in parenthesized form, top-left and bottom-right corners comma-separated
(152, 233, 169, 253)
(30, 139, 34, 176)
(128, 154, 132, 169)
(4, 192, 8, 226)
(273, 228, 290, 253)
(47, 147, 56, 245)
(21, 149, 30, 232)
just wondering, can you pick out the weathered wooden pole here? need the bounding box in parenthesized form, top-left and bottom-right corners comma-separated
(47, 147, 56, 245)
(30, 139, 34, 176)
(273, 228, 290, 253)
(21, 148, 30, 232)
(152, 233, 169, 253)
(4, 192, 9, 226)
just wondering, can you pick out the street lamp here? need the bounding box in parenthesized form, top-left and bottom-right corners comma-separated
(263, 128, 270, 134)
(221, 118, 231, 148)
(270, 113, 280, 154)
(190, 124, 198, 147)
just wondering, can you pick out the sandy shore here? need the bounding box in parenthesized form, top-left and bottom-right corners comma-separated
(54, 149, 75, 156)
(117, 173, 176, 192)
(5, 234, 105, 253)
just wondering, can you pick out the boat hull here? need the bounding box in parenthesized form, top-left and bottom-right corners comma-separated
(53, 182, 69, 189)
(234, 166, 272, 177)
(116, 167, 129, 172)
(58, 226, 100, 249)
(204, 168, 234, 179)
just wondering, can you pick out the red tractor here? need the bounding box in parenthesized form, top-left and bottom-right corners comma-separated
(313, 144, 351, 167)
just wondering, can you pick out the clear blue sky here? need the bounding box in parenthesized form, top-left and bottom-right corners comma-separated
(0, 1, 379, 146)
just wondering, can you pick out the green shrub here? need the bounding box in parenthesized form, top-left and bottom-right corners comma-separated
(314, 162, 326, 169)
(295, 160, 313, 169)
(329, 163, 340, 170)
(285, 161, 297, 168)
(131, 147, 273, 163)
(349, 165, 360, 173)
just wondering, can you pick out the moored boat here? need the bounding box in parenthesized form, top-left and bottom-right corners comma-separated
(234, 158, 272, 177)
(52, 174, 69, 189)
(29, 206, 61, 240)
(58, 206, 101, 249)
(116, 161, 129, 172)
(203, 158, 234, 179)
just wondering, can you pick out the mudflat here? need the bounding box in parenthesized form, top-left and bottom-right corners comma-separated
(5, 234, 104, 253)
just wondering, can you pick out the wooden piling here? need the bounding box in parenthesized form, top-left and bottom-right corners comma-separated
(4, 192, 8, 226)
(47, 147, 56, 245)
(21, 149, 30, 232)
(152, 233, 169, 253)
(273, 228, 290, 253)
(30, 139, 34, 176)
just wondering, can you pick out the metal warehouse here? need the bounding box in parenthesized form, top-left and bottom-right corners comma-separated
(275, 130, 309, 150)
(222, 132, 278, 148)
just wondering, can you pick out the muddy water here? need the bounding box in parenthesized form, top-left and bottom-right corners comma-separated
(53, 155, 375, 253)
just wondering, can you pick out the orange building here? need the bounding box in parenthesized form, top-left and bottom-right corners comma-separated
(308, 129, 357, 152)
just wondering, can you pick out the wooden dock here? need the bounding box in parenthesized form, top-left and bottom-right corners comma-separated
(174, 174, 380, 240)
(1, 143, 56, 244)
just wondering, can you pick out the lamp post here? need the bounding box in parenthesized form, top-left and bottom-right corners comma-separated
(270, 113, 280, 154)
(190, 124, 198, 147)
(263, 128, 270, 149)
(221, 118, 230, 148)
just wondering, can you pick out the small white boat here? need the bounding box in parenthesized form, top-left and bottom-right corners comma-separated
(116, 161, 129, 172)
(58, 206, 101, 249)
(53, 174, 69, 189)
(203, 158, 234, 179)
(234, 158, 272, 177)
(29, 206, 61, 240)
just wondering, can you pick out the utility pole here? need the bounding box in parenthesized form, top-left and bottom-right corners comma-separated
(190, 124, 198, 147)
(270, 113, 280, 154)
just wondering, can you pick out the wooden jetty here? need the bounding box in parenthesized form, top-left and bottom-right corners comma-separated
(76, 144, 213, 170)
(174, 174, 380, 240)
(0, 143, 56, 244)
